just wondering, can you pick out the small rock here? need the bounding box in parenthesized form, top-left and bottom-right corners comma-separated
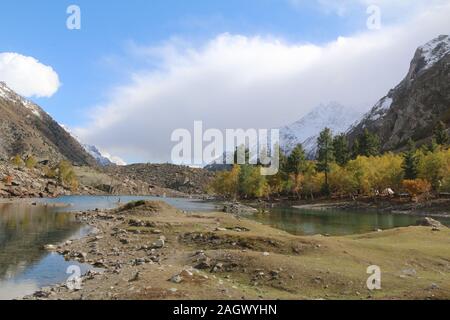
(170, 275, 183, 284)
(129, 271, 140, 282)
(152, 239, 165, 249)
(401, 268, 417, 277)
(416, 217, 444, 229)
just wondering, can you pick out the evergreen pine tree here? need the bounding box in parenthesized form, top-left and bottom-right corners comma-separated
(333, 134, 350, 166)
(359, 129, 380, 157)
(402, 139, 418, 180)
(434, 121, 449, 146)
(351, 138, 360, 159)
(286, 144, 306, 176)
(316, 128, 335, 194)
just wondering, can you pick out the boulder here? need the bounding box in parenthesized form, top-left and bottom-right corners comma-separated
(416, 217, 445, 229)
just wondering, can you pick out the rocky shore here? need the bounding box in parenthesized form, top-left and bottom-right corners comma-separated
(0, 161, 190, 199)
(23, 200, 450, 300)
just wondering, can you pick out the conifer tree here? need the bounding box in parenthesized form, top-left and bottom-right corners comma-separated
(333, 134, 350, 166)
(316, 128, 335, 194)
(434, 121, 449, 146)
(359, 129, 380, 157)
(286, 144, 306, 176)
(402, 139, 418, 180)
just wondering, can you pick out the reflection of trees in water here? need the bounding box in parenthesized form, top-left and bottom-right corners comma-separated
(0, 203, 81, 280)
(253, 208, 422, 236)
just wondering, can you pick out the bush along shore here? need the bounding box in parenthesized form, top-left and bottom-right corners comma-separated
(0, 158, 193, 199)
(24, 201, 450, 300)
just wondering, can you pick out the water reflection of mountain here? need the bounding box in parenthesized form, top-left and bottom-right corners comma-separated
(0, 203, 82, 280)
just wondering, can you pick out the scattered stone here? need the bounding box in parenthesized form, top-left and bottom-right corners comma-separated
(129, 271, 140, 282)
(170, 275, 183, 284)
(401, 268, 417, 277)
(211, 262, 224, 273)
(152, 239, 165, 249)
(429, 283, 440, 290)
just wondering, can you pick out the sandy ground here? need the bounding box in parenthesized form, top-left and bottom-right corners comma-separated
(24, 201, 450, 300)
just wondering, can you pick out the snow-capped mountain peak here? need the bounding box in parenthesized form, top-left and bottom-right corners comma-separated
(60, 124, 127, 166)
(0, 81, 43, 118)
(417, 35, 450, 71)
(280, 102, 363, 157)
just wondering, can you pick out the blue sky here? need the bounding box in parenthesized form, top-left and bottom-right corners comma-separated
(0, 0, 366, 126)
(1, 1, 449, 163)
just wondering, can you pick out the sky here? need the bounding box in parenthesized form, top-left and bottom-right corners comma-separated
(0, 0, 450, 164)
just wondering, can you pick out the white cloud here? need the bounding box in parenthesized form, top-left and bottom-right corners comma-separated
(0, 52, 60, 98)
(77, 2, 450, 164)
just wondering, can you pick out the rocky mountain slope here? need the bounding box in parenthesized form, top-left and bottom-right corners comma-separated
(0, 82, 96, 166)
(106, 163, 215, 195)
(280, 102, 363, 157)
(347, 35, 450, 150)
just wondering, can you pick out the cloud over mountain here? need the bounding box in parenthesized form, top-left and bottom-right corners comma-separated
(0, 52, 60, 98)
(77, 2, 450, 164)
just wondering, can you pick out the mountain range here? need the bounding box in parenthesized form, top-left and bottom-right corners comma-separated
(1, 35, 448, 168)
(347, 34, 450, 150)
(0, 82, 96, 166)
(281, 34, 450, 156)
(280, 102, 363, 158)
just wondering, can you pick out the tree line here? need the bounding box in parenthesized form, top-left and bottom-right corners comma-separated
(209, 121, 450, 202)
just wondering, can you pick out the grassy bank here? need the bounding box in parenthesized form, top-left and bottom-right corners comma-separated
(25, 201, 450, 300)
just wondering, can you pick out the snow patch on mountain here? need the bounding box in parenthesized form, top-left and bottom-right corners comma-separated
(60, 125, 127, 166)
(418, 35, 450, 71)
(280, 102, 364, 158)
(0, 81, 42, 118)
(364, 96, 393, 121)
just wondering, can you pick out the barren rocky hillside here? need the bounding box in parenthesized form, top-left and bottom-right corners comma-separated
(106, 163, 215, 195)
(0, 82, 96, 166)
(347, 35, 450, 150)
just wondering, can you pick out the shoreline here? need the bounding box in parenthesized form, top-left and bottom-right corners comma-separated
(21, 200, 450, 300)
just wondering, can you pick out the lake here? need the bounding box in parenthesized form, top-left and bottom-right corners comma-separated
(1, 195, 449, 299)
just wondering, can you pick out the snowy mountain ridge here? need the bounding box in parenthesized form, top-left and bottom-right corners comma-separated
(280, 102, 364, 158)
(60, 125, 126, 166)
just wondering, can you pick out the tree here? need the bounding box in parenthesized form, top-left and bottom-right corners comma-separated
(316, 128, 335, 194)
(210, 165, 240, 199)
(11, 155, 23, 168)
(25, 155, 37, 169)
(434, 121, 449, 146)
(333, 134, 350, 166)
(402, 179, 432, 202)
(402, 139, 418, 180)
(351, 138, 361, 159)
(359, 129, 380, 157)
(57, 160, 79, 191)
(286, 144, 306, 177)
(417, 148, 450, 191)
